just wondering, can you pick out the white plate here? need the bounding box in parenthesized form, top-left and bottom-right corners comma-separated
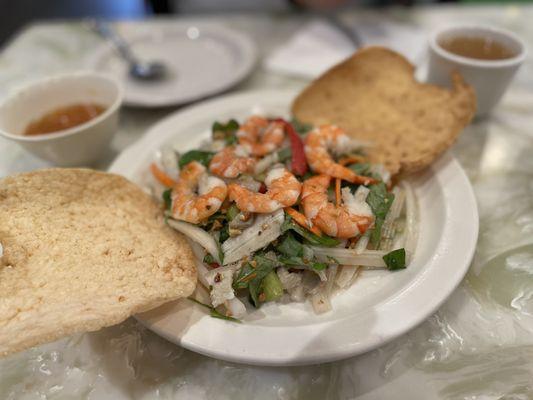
(109, 90, 479, 366)
(86, 25, 256, 107)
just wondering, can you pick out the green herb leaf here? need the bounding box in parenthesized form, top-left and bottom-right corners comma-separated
(179, 150, 215, 168)
(188, 297, 241, 323)
(225, 135, 238, 145)
(290, 118, 313, 135)
(207, 211, 226, 224)
(366, 183, 395, 248)
(203, 254, 216, 264)
(281, 215, 339, 247)
(212, 119, 240, 145)
(233, 262, 255, 289)
(383, 248, 406, 271)
(260, 271, 284, 302)
(278, 255, 309, 266)
(311, 262, 327, 271)
(276, 232, 303, 257)
(162, 188, 172, 211)
(302, 171, 314, 181)
(226, 204, 240, 222)
(277, 147, 292, 162)
(348, 163, 372, 176)
(277, 255, 327, 273)
(234, 255, 277, 307)
(219, 224, 230, 243)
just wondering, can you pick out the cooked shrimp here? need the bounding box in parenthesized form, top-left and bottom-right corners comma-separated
(172, 161, 227, 224)
(228, 167, 301, 213)
(305, 125, 376, 185)
(209, 145, 256, 178)
(301, 174, 373, 238)
(237, 116, 285, 156)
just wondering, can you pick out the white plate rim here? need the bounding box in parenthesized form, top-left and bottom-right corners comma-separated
(86, 24, 257, 108)
(109, 89, 479, 366)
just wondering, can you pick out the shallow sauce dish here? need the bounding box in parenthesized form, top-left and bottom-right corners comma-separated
(109, 90, 479, 366)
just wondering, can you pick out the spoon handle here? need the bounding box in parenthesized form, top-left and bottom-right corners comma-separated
(91, 20, 138, 65)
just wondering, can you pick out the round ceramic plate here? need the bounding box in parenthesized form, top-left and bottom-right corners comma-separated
(86, 24, 256, 107)
(109, 90, 479, 366)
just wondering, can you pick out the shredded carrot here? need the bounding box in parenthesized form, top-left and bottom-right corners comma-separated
(339, 155, 366, 166)
(335, 178, 341, 207)
(150, 163, 177, 187)
(285, 207, 323, 236)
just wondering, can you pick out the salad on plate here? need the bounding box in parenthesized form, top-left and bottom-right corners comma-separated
(149, 116, 418, 319)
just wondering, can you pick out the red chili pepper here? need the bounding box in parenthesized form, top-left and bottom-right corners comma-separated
(209, 262, 220, 269)
(258, 183, 267, 193)
(274, 118, 308, 176)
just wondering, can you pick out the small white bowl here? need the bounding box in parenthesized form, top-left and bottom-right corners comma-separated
(427, 25, 526, 116)
(0, 72, 122, 166)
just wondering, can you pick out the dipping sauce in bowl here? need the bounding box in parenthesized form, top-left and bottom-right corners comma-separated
(428, 25, 526, 116)
(24, 103, 106, 136)
(0, 72, 122, 166)
(438, 36, 517, 60)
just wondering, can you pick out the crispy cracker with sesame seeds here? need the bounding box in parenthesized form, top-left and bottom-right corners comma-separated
(292, 46, 476, 175)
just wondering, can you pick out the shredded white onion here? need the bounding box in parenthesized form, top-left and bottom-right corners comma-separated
(224, 297, 246, 318)
(302, 270, 320, 294)
(310, 285, 332, 314)
(392, 231, 406, 250)
(222, 209, 284, 265)
(325, 265, 338, 293)
(206, 266, 236, 307)
(370, 164, 391, 185)
(380, 186, 405, 250)
(401, 181, 418, 263)
(254, 152, 279, 175)
(316, 269, 327, 281)
(335, 266, 360, 288)
(154, 148, 180, 180)
(289, 285, 305, 302)
(302, 245, 314, 262)
(236, 176, 262, 192)
(311, 246, 387, 268)
(188, 241, 211, 288)
(167, 219, 221, 264)
(277, 267, 302, 290)
(354, 232, 370, 254)
(200, 138, 225, 152)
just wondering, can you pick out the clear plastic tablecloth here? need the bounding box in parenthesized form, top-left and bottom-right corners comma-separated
(0, 6, 532, 399)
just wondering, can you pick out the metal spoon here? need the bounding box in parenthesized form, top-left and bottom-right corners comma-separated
(91, 20, 167, 82)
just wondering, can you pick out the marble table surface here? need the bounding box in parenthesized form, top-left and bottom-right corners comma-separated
(1, 5, 532, 399)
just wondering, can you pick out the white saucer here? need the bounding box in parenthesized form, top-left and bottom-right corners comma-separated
(86, 24, 256, 107)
